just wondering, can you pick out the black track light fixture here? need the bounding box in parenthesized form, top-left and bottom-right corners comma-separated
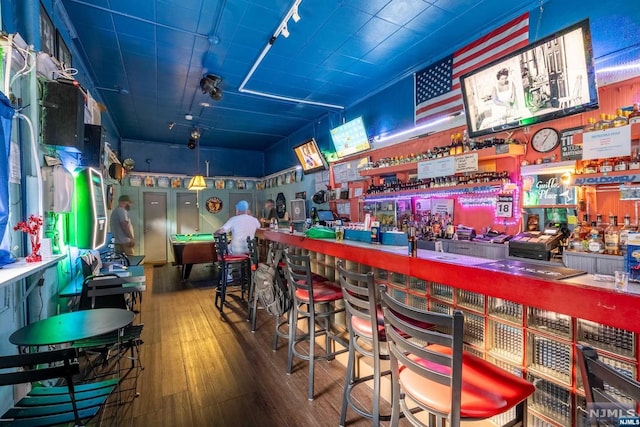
(187, 138, 197, 150)
(200, 74, 223, 101)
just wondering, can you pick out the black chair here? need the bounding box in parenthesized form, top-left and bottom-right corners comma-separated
(283, 249, 348, 400)
(213, 233, 251, 314)
(0, 347, 117, 426)
(577, 344, 640, 426)
(336, 260, 390, 426)
(74, 273, 145, 387)
(380, 285, 535, 427)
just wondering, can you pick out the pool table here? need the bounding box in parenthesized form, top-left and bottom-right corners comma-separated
(170, 233, 217, 280)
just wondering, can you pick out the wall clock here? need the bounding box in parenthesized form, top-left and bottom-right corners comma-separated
(531, 127, 560, 153)
(205, 197, 223, 213)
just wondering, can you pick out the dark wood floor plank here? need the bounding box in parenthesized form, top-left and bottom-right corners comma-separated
(125, 263, 408, 426)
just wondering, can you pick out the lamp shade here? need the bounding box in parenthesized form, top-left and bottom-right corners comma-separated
(188, 175, 207, 190)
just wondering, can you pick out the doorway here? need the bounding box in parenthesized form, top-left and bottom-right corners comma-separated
(176, 192, 199, 234)
(143, 192, 167, 264)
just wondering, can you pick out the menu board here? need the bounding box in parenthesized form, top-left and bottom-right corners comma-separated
(333, 157, 369, 184)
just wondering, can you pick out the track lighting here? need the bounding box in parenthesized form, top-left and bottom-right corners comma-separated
(168, 122, 175, 130)
(191, 128, 201, 140)
(292, 5, 300, 22)
(187, 138, 197, 149)
(199, 74, 223, 101)
(281, 24, 290, 38)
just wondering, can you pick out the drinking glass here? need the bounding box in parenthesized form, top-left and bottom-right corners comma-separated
(614, 270, 629, 292)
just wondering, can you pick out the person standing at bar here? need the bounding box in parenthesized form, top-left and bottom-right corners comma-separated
(110, 195, 135, 255)
(260, 199, 278, 227)
(216, 200, 260, 254)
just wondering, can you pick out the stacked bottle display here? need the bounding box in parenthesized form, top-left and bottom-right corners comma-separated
(568, 213, 636, 256)
(359, 136, 520, 171)
(366, 171, 510, 194)
(578, 103, 640, 174)
(400, 212, 457, 241)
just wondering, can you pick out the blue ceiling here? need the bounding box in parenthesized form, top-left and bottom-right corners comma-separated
(57, 0, 640, 152)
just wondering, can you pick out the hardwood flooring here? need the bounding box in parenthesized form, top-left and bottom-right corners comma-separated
(114, 262, 401, 427)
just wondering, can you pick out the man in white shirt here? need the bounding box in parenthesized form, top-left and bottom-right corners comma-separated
(215, 200, 260, 254)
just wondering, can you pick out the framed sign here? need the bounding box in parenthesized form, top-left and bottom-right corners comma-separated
(496, 194, 514, 218)
(39, 3, 56, 57)
(205, 197, 223, 213)
(56, 30, 72, 67)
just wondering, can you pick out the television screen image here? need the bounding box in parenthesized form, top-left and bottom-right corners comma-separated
(460, 19, 598, 138)
(330, 117, 371, 158)
(293, 138, 328, 175)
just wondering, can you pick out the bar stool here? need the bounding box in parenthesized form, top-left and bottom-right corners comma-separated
(380, 285, 535, 427)
(283, 249, 348, 400)
(214, 233, 250, 314)
(246, 237, 260, 324)
(336, 260, 390, 426)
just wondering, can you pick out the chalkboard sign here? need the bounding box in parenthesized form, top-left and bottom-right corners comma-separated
(560, 126, 584, 161)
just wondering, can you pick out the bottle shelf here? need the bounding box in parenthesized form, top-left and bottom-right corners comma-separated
(359, 144, 524, 177)
(363, 179, 506, 199)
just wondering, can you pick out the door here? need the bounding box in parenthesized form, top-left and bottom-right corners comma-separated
(143, 192, 167, 264)
(176, 192, 199, 234)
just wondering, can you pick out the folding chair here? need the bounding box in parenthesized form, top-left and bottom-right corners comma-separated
(0, 347, 117, 426)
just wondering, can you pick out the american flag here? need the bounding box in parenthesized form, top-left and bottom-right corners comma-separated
(415, 13, 529, 125)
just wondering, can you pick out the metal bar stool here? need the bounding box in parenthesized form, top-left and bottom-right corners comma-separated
(336, 260, 391, 426)
(380, 285, 535, 427)
(214, 233, 250, 314)
(283, 248, 348, 400)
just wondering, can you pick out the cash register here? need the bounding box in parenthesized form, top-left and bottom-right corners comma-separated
(508, 223, 568, 261)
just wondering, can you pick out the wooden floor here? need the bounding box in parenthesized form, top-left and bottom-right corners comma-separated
(110, 262, 402, 427)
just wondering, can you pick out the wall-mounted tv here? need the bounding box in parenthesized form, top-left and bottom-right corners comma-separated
(460, 19, 598, 138)
(293, 138, 328, 175)
(330, 117, 371, 158)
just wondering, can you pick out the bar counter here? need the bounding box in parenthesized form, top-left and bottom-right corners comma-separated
(259, 229, 640, 333)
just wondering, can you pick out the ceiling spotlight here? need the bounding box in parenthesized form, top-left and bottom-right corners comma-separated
(191, 128, 201, 140)
(168, 122, 175, 130)
(200, 74, 223, 101)
(209, 86, 222, 101)
(281, 24, 290, 38)
(185, 114, 193, 121)
(187, 138, 197, 149)
(292, 5, 300, 22)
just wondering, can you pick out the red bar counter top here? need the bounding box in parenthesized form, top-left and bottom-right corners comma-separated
(258, 229, 640, 334)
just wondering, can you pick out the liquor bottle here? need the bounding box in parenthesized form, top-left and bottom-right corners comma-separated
(594, 113, 611, 130)
(604, 215, 620, 255)
(408, 226, 417, 257)
(462, 130, 471, 153)
(614, 156, 629, 171)
(629, 103, 640, 124)
(584, 117, 597, 132)
(619, 214, 635, 256)
(599, 157, 614, 173)
(449, 134, 456, 156)
(455, 133, 463, 155)
(612, 109, 629, 127)
(583, 158, 599, 174)
(587, 227, 605, 254)
(568, 223, 584, 252)
(630, 149, 640, 170)
(596, 214, 606, 240)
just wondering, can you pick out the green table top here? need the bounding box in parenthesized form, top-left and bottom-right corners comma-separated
(171, 233, 215, 242)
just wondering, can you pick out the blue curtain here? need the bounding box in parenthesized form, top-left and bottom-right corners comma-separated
(0, 91, 15, 266)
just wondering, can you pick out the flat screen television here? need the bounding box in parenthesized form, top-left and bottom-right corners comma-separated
(330, 117, 371, 158)
(460, 19, 598, 138)
(293, 138, 328, 175)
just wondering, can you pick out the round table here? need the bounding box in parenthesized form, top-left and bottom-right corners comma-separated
(9, 308, 135, 346)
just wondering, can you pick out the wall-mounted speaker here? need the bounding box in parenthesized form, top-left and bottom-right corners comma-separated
(82, 124, 103, 167)
(41, 81, 85, 152)
(290, 199, 306, 222)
